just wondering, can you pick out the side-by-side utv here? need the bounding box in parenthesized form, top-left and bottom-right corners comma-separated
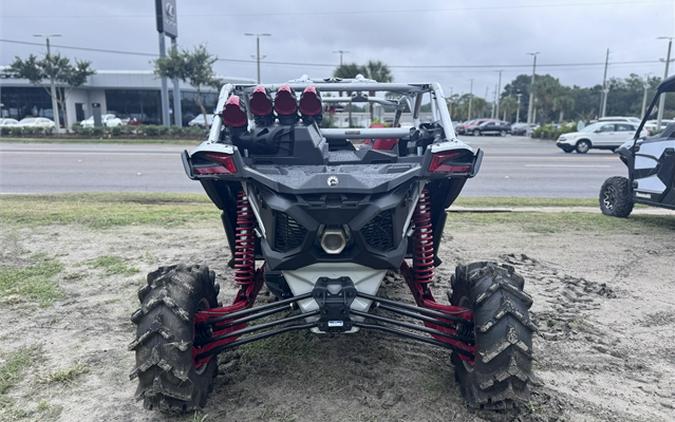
(129, 76, 536, 413)
(600, 74, 675, 217)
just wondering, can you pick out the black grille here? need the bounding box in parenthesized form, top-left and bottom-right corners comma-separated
(273, 212, 307, 252)
(361, 210, 395, 251)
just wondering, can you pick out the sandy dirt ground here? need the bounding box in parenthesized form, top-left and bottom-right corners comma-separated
(1, 215, 674, 422)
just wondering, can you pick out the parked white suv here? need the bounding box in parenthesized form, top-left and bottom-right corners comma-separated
(80, 114, 123, 128)
(596, 116, 641, 124)
(556, 121, 648, 153)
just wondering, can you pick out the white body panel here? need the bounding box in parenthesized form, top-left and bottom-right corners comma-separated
(634, 139, 675, 195)
(636, 174, 667, 194)
(283, 263, 387, 333)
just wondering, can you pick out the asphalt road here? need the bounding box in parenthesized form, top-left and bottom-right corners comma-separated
(0, 136, 625, 197)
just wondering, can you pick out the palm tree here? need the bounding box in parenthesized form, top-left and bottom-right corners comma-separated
(363, 60, 393, 83)
(362, 61, 393, 120)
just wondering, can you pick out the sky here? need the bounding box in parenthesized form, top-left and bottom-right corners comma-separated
(1, 0, 674, 99)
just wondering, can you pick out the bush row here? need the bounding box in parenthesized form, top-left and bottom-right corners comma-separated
(0, 126, 55, 136)
(0, 124, 206, 139)
(531, 123, 577, 140)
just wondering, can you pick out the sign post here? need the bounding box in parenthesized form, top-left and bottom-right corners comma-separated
(155, 0, 180, 126)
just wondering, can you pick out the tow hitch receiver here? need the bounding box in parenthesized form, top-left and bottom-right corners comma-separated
(312, 277, 357, 332)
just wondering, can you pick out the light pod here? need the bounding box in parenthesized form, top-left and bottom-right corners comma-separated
(221, 95, 248, 129)
(299, 85, 322, 124)
(274, 84, 298, 125)
(249, 85, 275, 126)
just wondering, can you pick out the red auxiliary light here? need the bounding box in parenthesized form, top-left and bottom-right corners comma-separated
(193, 152, 237, 175)
(221, 95, 248, 128)
(274, 84, 298, 115)
(428, 150, 472, 174)
(250, 85, 273, 116)
(299, 85, 322, 116)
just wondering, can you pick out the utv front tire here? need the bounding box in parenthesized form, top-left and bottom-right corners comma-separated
(450, 262, 535, 409)
(599, 176, 634, 218)
(130, 264, 219, 414)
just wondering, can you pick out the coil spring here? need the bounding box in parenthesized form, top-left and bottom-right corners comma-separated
(413, 187, 434, 284)
(234, 190, 256, 286)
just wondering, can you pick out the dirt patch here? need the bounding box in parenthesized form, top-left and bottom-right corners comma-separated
(1, 214, 674, 421)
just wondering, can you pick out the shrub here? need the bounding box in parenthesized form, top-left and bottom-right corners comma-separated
(532, 122, 577, 140)
(143, 125, 160, 137)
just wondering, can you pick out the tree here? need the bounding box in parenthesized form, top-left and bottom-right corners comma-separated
(363, 60, 393, 83)
(7, 53, 94, 128)
(333, 63, 367, 79)
(499, 96, 518, 121)
(155, 44, 219, 126)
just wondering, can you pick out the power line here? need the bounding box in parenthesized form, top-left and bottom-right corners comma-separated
(1, 0, 667, 19)
(0, 38, 663, 70)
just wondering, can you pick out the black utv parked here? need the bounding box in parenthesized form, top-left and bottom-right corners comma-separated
(129, 78, 536, 414)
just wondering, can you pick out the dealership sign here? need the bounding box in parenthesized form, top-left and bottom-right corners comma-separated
(155, 0, 178, 38)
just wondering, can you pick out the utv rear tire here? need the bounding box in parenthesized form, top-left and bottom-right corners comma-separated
(450, 262, 535, 409)
(130, 264, 220, 414)
(599, 176, 634, 218)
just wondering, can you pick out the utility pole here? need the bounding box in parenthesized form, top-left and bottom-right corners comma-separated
(245, 33, 271, 84)
(641, 75, 650, 118)
(467, 79, 474, 120)
(332, 49, 350, 66)
(600, 48, 610, 118)
(171, 37, 182, 126)
(33, 33, 62, 132)
(526, 52, 539, 125)
(495, 70, 503, 119)
(447, 86, 453, 116)
(491, 86, 497, 118)
(657, 36, 673, 129)
(516, 92, 522, 123)
(158, 34, 170, 126)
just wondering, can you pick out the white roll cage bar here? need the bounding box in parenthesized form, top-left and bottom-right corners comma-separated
(207, 79, 456, 144)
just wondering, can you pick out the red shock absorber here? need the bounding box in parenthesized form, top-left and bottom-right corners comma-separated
(412, 187, 435, 285)
(234, 190, 256, 288)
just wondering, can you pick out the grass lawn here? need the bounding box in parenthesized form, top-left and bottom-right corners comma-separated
(1, 193, 672, 234)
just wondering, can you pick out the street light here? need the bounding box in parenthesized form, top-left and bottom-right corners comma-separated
(641, 74, 651, 118)
(332, 49, 350, 66)
(245, 32, 271, 84)
(33, 33, 62, 131)
(657, 36, 673, 129)
(495, 70, 503, 119)
(467, 78, 474, 120)
(516, 92, 522, 123)
(526, 51, 540, 125)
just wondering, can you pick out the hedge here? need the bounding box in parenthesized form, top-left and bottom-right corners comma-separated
(0, 124, 206, 139)
(531, 123, 577, 140)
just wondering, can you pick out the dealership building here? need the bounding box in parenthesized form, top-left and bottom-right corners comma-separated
(0, 70, 254, 127)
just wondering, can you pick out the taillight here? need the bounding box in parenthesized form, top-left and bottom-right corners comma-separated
(428, 150, 472, 174)
(193, 153, 237, 175)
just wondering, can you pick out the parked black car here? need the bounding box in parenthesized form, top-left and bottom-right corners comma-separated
(476, 119, 511, 136)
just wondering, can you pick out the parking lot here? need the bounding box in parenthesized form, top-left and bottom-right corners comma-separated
(0, 136, 625, 197)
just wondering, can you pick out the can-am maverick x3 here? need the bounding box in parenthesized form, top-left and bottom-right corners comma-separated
(600, 74, 675, 217)
(130, 76, 536, 413)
